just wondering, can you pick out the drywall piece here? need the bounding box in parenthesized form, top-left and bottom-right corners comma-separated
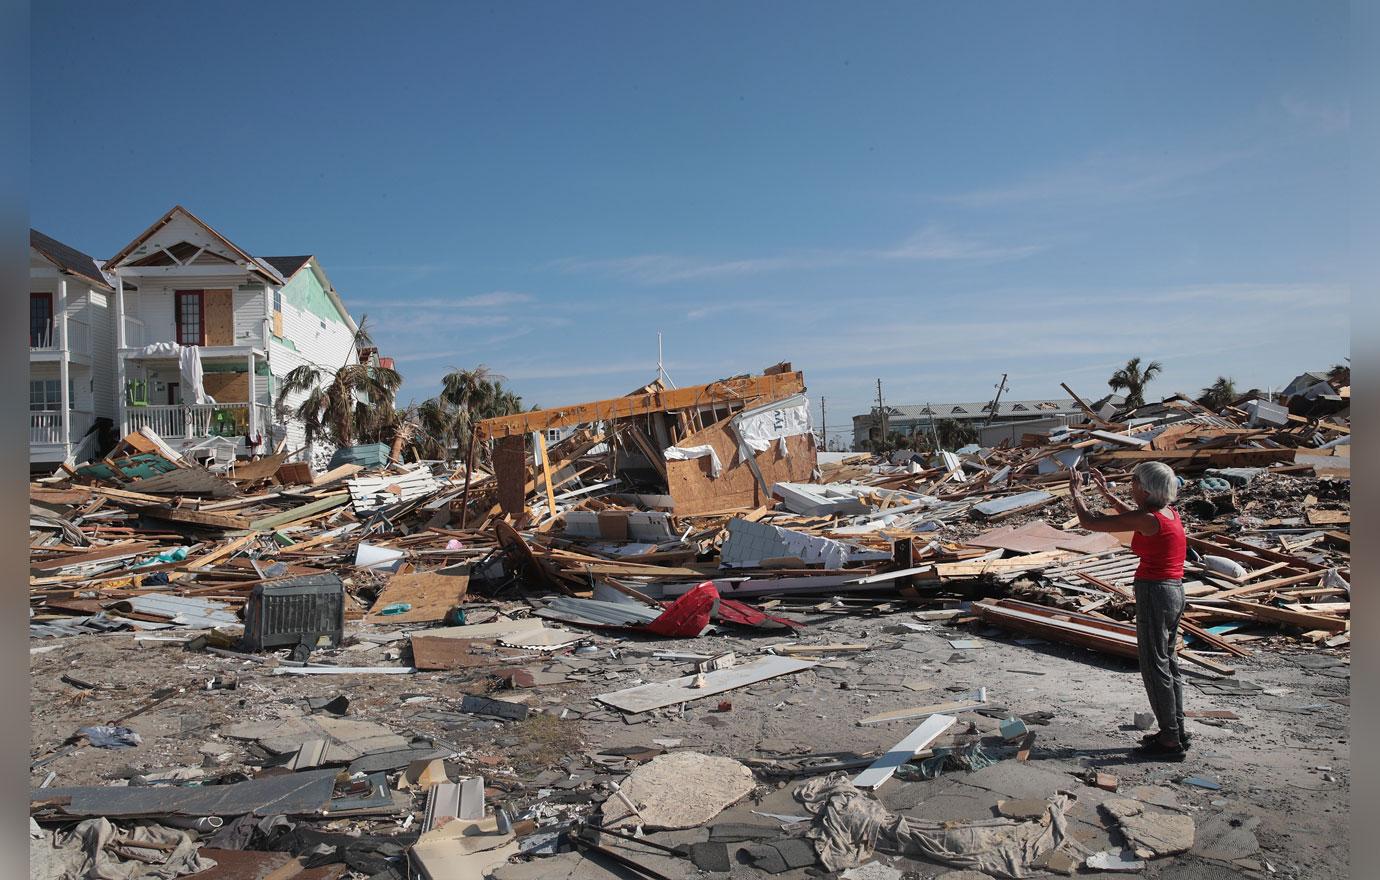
(497, 627, 584, 649)
(603, 752, 756, 830)
(858, 691, 986, 726)
(1085, 849, 1146, 872)
(851, 714, 956, 790)
(721, 517, 887, 569)
(1090, 430, 1150, 447)
(771, 482, 871, 516)
(411, 815, 518, 880)
(223, 715, 410, 763)
(596, 655, 816, 714)
(971, 491, 1055, 518)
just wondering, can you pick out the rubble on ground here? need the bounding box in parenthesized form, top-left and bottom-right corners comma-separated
(28, 366, 1349, 879)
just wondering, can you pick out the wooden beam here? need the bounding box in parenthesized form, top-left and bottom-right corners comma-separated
(474, 371, 806, 440)
(534, 432, 558, 518)
(1060, 382, 1112, 426)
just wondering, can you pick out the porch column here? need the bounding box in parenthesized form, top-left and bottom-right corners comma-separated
(114, 272, 126, 437)
(57, 275, 71, 459)
(247, 350, 257, 447)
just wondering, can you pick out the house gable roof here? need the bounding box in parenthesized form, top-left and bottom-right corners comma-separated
(30, 229, 113, 290)
(106, 205, 273, 279)
(260, 255, 312, 279)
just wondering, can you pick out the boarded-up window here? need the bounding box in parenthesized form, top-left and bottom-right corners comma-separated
(202, 370, 250, 404)
(175, 291, 204, 345)
(204, 289, 234, 345)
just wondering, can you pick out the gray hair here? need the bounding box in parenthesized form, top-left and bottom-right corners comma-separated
(1132, 461, 1178, 510)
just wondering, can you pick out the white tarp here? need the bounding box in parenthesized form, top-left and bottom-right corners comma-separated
(731, 393, 811, 462)
(135, 342, 211, 405)
(663, 444, 723, 477)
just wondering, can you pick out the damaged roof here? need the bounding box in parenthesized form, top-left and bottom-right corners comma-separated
(30, 229, 114, 290)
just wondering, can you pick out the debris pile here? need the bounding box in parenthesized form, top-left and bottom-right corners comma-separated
(28, 366, 1348, 879)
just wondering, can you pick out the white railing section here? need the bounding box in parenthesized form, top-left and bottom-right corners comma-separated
(30, 412, 63, 444)
(125, 402, 256, 440)
(123, 316, 145, 348)
(66, 319, 90, 354)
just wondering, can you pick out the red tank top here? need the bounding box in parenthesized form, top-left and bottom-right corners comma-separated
(1131, 508, 1186, 580)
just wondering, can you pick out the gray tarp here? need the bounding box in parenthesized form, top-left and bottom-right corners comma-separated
(30, 818, 214, 880)
(794, 773, 1087, 878)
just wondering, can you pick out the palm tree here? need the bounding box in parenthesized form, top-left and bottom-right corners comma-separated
(1197, 376, 1237, 411)
(1326, 361, 1350, 387)
(275, 315, 403, 448)
(1107, 357, 1164, 409)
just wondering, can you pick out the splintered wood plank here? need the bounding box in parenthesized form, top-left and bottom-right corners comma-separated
(595, 656, 816, 714)
(535, 432, 558, 517)
(852, 714, 957, 789)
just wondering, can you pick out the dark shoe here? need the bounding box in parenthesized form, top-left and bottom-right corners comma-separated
(1134, 738, 1187, 760)
(1140, 731, 1192, 750)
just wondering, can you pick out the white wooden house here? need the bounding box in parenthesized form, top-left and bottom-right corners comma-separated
(29, 230, 118, 466)
(103, 205, 363, 464)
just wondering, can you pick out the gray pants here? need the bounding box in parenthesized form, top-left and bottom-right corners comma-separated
(1134, 578, 1185, 739)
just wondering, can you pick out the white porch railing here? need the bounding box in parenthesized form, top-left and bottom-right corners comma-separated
(29, 319, 91, 354)
(123, 316, 145, 348)
(30, 411, 63, 444)
(67, 319, 90, 355)
(125, 402, 270, 441)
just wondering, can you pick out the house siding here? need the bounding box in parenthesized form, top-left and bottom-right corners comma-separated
(267, 263, 357, 460)
(124, 275, 265, 347)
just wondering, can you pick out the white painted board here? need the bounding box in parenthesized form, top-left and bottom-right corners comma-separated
(596, 655, 816, 714)
(851, 714, 956, 790)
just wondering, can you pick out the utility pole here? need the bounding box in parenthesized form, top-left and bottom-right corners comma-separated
(927, 401, 940, 450)
(875, 379, 887, 447)
(819, 396, 827, 450)
(984, 372, 1009, 428)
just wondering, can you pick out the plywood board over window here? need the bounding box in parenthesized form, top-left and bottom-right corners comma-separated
(204, 289, 235, 346)
(202, 370, 250, 404)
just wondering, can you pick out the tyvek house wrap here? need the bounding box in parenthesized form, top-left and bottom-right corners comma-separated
(732, 393, 812, 461)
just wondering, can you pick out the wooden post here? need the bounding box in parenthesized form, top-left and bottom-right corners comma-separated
(57, 276, 71, 460)
(459, 430, 478, 529)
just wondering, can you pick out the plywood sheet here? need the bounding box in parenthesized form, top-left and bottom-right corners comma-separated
(666, 413, 816, 516)
(364, 567, 469, 624)
(203, 369, 250, 404)
(204, 289, 234, 346)
(494, 434, 528, 517)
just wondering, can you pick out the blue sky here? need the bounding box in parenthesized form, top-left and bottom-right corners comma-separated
(31, 2, 1349, 440)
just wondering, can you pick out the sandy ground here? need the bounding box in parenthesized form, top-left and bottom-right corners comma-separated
(30, 601, 1349, 880)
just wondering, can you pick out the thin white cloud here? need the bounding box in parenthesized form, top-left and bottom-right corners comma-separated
(940, 148, 1251, 208)
(552, 225, 1041, 285)
(1281, 91, 1349, 135)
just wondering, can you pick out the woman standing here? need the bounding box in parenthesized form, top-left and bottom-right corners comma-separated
(1067, 461, 1189, 759)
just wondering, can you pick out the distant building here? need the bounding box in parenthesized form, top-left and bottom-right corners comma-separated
(852, 398, 1086, 449)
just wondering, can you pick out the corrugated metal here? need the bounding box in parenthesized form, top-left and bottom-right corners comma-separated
(109, 595, 240, 629)
(536, 597, 661, 628)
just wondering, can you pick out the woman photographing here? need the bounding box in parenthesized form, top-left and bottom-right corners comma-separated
(1067, 461, 1189, 759)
